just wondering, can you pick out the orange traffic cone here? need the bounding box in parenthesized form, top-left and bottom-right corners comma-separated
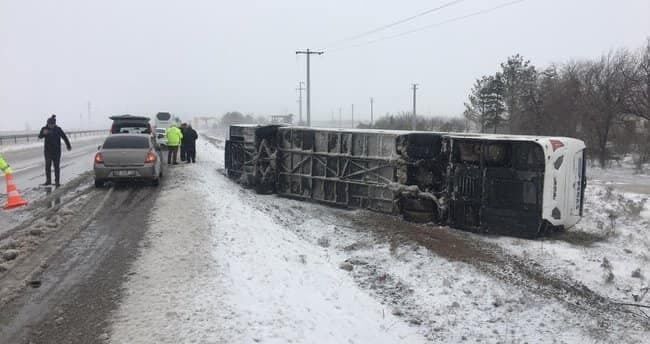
(4, 174, 28, 209)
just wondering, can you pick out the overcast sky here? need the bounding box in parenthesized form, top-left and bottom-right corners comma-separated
(1, 0, 649, 131)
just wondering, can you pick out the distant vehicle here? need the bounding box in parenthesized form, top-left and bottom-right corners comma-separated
(109, 115, 152, 135)
(225, 125, 587, 238)
(94, 134, 163, 187)
(155, 128, 168, 149)
(154, 112, 173, 130)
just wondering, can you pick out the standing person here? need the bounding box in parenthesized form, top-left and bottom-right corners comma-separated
(179, 123, 188, 162)
(0, 153, 13, 175)
(184, 124, 199, 163)
(38, 115, 71, 187)
(165, 124, 183, 165)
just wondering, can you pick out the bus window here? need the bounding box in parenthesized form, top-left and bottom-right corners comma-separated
(455, 141, 481, 164)
(156, 112, 172, 121)
(484, 143, 509, 167)
(513, 142, 544, 171)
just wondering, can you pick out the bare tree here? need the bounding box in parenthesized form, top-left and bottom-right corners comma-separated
(625, 38, 650, 121)
(463, 39, 649, 169)
(578, 50, 637, 167)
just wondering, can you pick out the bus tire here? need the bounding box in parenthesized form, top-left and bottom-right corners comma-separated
(403, 209, 434, 223)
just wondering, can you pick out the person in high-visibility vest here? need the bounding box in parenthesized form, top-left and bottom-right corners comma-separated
(0, 154, 12, 175)
(165, 124, 183, 165)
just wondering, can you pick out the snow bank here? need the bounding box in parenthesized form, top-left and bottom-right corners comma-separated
(207, 142, 650, 342)
(488, 181, 650, 305)
(109, 142, 648, 344)
(109, 140, 426, 343)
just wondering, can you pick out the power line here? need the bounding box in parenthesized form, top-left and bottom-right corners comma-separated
(323, 0, 466, 51)
(328, 0, 526, 53)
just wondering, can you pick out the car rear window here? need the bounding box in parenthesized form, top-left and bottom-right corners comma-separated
(111, 121, 151, 134)
(103, 136, 150, 149)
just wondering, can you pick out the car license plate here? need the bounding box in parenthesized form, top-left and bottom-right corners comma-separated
(116, 170, 136, 177)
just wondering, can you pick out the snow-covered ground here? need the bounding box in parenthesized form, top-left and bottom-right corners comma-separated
(485, 161, 650, 307)
(108, 140, 649, 343)
(109, 140, 427, 343)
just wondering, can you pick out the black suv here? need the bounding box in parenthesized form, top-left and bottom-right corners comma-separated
(109, 115, 152, 134)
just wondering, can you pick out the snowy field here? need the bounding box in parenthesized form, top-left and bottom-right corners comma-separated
(108, 139, 649, 343)
(484, 159, 650, 312)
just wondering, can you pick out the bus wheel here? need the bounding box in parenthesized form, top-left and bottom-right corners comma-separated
(403, 209, 434, 223)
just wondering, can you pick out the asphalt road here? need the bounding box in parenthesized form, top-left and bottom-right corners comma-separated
(0, 136, 106, 237)
(1, 136, 106, 191)
(0, 183, 160, 344)
(1, 137, 160, 343)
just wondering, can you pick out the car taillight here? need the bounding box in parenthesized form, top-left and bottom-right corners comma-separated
(94, 152, 104, 164)
(145, 150, 157, 163)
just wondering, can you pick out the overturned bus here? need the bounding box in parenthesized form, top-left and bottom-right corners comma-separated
(225, 125, 586, 238)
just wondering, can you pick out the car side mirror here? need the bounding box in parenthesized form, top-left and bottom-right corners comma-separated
(97, 145, 102, 151)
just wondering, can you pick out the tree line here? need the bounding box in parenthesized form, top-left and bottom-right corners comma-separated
(463, 39, 649, 168)
(360, 112, 468, 132)
(218, 111, 268, 127)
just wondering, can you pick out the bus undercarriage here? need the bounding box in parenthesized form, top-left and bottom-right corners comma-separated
(225, 125, 584, 238)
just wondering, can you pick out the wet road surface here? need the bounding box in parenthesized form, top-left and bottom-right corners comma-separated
(0, 184, 160, 344)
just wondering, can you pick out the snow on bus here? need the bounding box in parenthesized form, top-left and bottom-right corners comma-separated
(224, 125, 587, 238)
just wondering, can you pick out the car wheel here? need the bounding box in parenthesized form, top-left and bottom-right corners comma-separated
(94, 179, 104, 188)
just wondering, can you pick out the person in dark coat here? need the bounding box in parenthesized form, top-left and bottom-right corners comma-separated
(184, 125, 198, 163)
(38, 115, 71, 186)
(179, 123, 188, 162)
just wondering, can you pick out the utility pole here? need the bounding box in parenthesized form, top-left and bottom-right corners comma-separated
(351, 104, 355, 128)
(88, 100, 92, 129)
(370, 97, 374, 127)
(339, 107, 342, 128)
(295, 49, 324, 127)
(411, 84, 418, 130)
(296, 81, 305, 125)
(87, 101, 92, 124)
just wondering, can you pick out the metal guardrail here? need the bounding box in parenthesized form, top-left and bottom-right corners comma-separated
(0, 129, 106, 146)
